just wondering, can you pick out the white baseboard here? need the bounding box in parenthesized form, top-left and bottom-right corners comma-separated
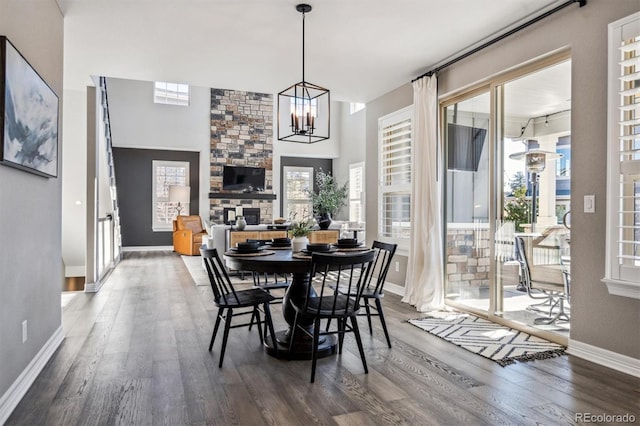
(0, 326, 64, 424)
(121, 246, 173, 252)
(568, 339, 640, 378)
(385, 281, 405, 296)
(84, 280, 104, 293)
(65, 266, 85, 277)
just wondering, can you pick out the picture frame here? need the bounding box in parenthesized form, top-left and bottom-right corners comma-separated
(0, 36, 59, 178)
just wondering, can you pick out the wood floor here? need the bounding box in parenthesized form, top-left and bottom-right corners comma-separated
(7, 251, 639, 425)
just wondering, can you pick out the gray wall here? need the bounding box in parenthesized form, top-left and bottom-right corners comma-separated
(365, 0, 640, 358)
(0, 0, 64, 407)
(279, 156, 333, 216)
(112, 148, 200, 246)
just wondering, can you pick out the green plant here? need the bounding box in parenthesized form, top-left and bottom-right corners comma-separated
(289, 211, 314, 237)
(308, 169, 348, 215)
(504, 185, 531, 232)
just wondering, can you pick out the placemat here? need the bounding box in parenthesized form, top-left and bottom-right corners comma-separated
(268, 246, 292, 250)
(224, 250, 275, 257)
(292, 253, 312, 259)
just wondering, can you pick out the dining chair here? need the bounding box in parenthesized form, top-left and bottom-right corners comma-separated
(289, 250, 376, 383)
(200, 247, 278, 367)
(327, 241, 397, 348)
(514, 236, 569, 324)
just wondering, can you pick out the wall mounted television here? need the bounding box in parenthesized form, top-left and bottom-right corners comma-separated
(222, 165, 265, 192)
(447, 123, 487, 172)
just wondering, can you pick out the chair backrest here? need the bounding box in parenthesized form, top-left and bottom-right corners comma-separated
(200, 247, 239, 305)
(514, 236, 532, 286)
(306, 250, 376, 317)
(366, 241, 398, 295)
(176, 215, 204, 233)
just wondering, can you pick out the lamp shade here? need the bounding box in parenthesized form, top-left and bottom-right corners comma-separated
(168, 185, 191, 204)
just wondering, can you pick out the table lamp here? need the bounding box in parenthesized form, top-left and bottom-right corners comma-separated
(169, 185, 191, 216)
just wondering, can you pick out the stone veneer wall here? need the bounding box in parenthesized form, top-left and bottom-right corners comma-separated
(446, 226, 491, 293)
(209, 89, 274, 224)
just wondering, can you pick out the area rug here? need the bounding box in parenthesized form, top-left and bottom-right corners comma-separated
(408, 312, 566, 366)
(181, 255, 254, 287)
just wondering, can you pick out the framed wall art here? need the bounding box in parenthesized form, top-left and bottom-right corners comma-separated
(0, 36, 59, 178)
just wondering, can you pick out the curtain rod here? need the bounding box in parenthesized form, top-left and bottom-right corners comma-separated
(412, 0, 586, 82)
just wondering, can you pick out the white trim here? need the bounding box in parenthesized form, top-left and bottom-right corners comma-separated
(568, 339, 640, 378)
(384, 281, 406, 296)
(0, 326, 64, 424)
(84, 279, 104, 293)
(64, 266, 85, 277)
(121, 246, 173, 252)
(601, 278, 640, 299)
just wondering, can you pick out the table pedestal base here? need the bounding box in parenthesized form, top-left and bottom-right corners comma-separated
(264, 329, 337, 360)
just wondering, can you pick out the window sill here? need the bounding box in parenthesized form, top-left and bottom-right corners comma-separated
(602, 278, 640, 300)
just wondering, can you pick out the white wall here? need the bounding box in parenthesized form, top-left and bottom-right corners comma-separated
(0, 0, 64, 419)
(107, 78, 211, 220)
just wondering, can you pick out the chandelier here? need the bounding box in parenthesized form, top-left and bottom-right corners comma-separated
(277, 4, 330, 144)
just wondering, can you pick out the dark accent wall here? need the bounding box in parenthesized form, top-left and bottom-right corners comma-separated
(112, 147, 199, 246)
(279, 156, 333, 214)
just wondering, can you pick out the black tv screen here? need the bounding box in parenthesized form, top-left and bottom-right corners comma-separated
(447, 123, 487, 172)
(222, 165, 265, 192)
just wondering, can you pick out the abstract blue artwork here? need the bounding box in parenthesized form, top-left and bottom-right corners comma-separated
(1, 36, 59, 178)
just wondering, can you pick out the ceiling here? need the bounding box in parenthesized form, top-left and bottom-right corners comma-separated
(59, 0, 568, 103)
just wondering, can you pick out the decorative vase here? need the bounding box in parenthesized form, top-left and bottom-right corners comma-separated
(236, 216, 247, 231)
(316, 212, 332, 230)
(292, 235, 309, 253)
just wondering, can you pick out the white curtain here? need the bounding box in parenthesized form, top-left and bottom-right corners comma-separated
(401, 75, 445, 311)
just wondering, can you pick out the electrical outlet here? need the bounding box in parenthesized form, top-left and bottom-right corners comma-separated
(395, 261, 400, 272)
(22, 320, 27, 343)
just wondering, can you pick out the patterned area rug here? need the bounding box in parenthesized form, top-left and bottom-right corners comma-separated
(408, 312, 566, 366)
(181, 255, 254, 287)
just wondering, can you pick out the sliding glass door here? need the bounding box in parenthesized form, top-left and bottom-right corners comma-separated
(443, 55, 572, 341)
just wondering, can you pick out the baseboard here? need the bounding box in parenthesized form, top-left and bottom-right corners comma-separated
(568, 339, 640, 378)
(385, 281, 405, 296)
(84, 279, 104, 293)
(121, 246, 173, 252)
(0, 326, 64, 424)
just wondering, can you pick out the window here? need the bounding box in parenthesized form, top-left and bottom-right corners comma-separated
(604, 12, 640, 298)
(152, 160, 189, 231)
(350, 102, 365, 114)
(349, 162, 365, 223)
(378, 106, 412, 246)
(154, 81, 190, 106)
(283, 166, 313, 220)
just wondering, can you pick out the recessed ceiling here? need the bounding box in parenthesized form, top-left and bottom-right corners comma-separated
(60, 0, 568, 102)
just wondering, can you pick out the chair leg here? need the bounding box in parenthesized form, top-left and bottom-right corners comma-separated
(375, 298, 392, 348)
(310, 317, 321, 383)
(254, 308, 264, 344)
(350, 315, 368, 375)
(288, 312, 299, 354)
(219, 308, 233, 368)
(248, 309, 256, 331)
(210, 307, 224, 351)
(337, 318, 345, 354)
(364, 301, 373, 334)
(263, 303, 279, 357)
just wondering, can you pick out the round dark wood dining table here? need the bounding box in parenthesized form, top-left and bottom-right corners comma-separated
(223, 249, 337, 360)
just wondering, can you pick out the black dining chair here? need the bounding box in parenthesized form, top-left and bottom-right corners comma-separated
(331, 241, 397, 348)
(289, 250, 376, 383)
(200, 247, 278, 367)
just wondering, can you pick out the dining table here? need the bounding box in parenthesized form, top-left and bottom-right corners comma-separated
(223, 248, 337, 360)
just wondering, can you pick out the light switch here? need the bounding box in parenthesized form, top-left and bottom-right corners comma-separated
(584, 195, 595, 213)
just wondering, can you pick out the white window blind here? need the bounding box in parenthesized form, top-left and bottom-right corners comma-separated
(283, 166, 313, 220)
(378, 107, 412, 243)
(152, 160, 189, 231)
(605, 12, 640, 298)
(349, 162, 364, 222)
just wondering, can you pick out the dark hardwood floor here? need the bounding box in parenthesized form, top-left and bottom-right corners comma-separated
(8, 251, 639, 425)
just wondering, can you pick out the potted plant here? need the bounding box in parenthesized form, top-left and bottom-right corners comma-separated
(289, 211, 315, 252)
(307, 169, 348, 230)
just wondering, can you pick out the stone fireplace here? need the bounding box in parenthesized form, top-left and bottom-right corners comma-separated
(208, 88, 274, 224)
